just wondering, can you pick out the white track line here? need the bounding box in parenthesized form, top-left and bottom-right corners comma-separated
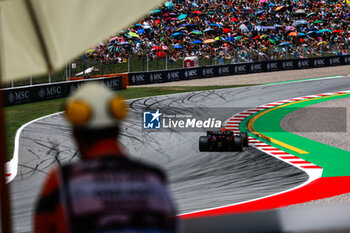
(6, 112, 62, 183)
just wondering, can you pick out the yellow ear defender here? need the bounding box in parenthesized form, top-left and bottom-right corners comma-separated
(64, 83, 128, 128)
(65, 100, 92, 126)
(109, 96, 128, 120)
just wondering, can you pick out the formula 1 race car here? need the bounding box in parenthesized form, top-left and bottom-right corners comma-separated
(199, 130, 248, 152)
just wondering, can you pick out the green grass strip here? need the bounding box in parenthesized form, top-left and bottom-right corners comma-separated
(263, 75, 348, 86)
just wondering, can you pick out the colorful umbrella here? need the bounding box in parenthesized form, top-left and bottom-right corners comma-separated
(109, 36, 123, 42)
(193, 11, 203, 14)
(222, 28, 232, 34)
(165, 1, 174, 8)
(259, 0, 268, 4)
(203, 39, 216, 44)
(151, 46, 169, 50)
(262, 26, 276, 30)
(313, 20, 324, 24)
(271, 35, 280, 41)
(293, 19, 308, 26)
(204, 28, 214, 32)
(173, 44, 183, 49)
(86, 49, 95, 53)
(278, 42, 292, 47)
(332, 30, 344, 33)
(142, 25, 152, 29)
(288, 32, 298, 36)
(172, 32, 183, 37)
(285, 26, 296, 31)
(318, 29, 332, 33)
(150, 9, 161, 14)
(155, 51, 165, 58)
(191, 30, 202, 35)
(275, 6, 286, 11)
(269, 38, 276, 44)
(307, 31, 317, 35)
(190, 40, 202, 44)
(306, 12, 316, 18)
(295, 9, 306, 14)
(215, 36, 225, 41)
(317, 41, 328, 46)
(128, 32, 140, 38)
(178, 14, 187, 20)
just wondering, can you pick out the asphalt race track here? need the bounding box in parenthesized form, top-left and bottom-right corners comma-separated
(10, 76, 350, 233)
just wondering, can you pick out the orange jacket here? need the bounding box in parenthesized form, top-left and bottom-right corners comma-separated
(34, 167, 69, 233)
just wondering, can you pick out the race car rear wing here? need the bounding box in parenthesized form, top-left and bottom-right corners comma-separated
(206, 131, 234, 136)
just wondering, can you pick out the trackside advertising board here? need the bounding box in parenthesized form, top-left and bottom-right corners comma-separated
(128, 55, 350, 85)
(2, 77, 123, 106)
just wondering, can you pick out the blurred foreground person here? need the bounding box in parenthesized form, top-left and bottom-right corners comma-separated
(34, 82, 179, 233)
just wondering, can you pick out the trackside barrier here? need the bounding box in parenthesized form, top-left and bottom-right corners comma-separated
(128, 55, 350, 85)
(2, 76, 125, 107)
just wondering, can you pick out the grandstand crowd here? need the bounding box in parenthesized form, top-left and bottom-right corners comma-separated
(85, 0, 350, 64)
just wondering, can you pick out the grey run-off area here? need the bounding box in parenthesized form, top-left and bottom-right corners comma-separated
(282, 97, 350, 208)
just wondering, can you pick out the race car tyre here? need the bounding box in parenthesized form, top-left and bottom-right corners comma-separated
(199, 136, 209, 152)
(232, 136, 243, 152)
(241, 132, 249, 147)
